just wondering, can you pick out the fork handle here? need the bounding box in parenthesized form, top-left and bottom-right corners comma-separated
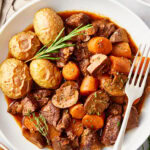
(113, 100, 133, 150)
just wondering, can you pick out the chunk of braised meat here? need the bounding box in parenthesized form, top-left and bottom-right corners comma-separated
(84, 90, 110, 115)
(21, 95, 39, 116)
(101, 115, 122, 145)
(92, 19, 116, 38)
(107, 103, 122, 116)
(110, 28, 129, 43)
(66, 27, 94, 42)
(123, 106, 139, 130)
(66, 13, 90, 27)
(33, 89, 51, 99)
(22, 128, 46, 149)
(33, 89, 51, 107)
(73, 33, 91, 42)
(41, 101, 60, 127)
(52, 81, 79, 108)
(80, 128, 101, 150)
(74, 42, 92, 61)
(8, 101, 23, 115)
(79, 58, 90, 76)
(71, 137, 79, 149)
(66, 128, 76, 141)
(52, 137, 73, 150)
(110, 96, 125, 104)
(56, 43, 74, 68)
(56, 110, 71, 132)
(87, 54, 110, 76)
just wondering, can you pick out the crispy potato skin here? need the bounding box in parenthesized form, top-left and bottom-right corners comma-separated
(0, 58, 32, 99)
(33, 8, 64, 45)
(9, 31, 40, 61)
(30, 59, 62, 89)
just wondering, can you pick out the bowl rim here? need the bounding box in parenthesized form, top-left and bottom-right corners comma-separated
(0, 0, 150, 150)
(137, 0, 150, 7)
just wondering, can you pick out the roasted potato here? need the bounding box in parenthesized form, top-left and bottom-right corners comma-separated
(9, 31, 40, 61)
(30, 59, 62, 89)
(0, 58, 32, 99)
(33, 8, 64, 45)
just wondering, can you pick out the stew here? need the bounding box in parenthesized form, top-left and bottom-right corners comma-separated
(0, 8, 150, 150)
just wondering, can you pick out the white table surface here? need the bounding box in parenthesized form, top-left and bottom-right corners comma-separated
(0, 0, 150, 149)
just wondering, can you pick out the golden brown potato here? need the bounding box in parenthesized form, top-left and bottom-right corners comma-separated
(0, 58, 32, 99)
(30, 59, 62, 89)
(33, 8, 64, 45)
(9, 31, 40, 61)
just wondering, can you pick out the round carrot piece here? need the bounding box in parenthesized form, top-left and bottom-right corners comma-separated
(23, 116, 38, 132)
(62, 61, 80, 80)
(80, 76, 98, 96)
(82, 114, 104, 130)
(48, 125, 61, 140)
(69, 119, 84, 136)
(88, 37, 112, 54)
(69, 104, 85, 119)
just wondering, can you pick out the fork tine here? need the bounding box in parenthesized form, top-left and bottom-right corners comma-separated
(141, 58, 150, 88)
(127, 44, 141, 82)
(131, 44, 146, 85)
(136, 47, 150, 87)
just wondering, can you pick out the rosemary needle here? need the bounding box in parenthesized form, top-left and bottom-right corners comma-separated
(25, 24, 92, 62)
(28, 113, 50, 145)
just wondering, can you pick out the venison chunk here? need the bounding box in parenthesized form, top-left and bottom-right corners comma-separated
(66, 13, 90, 27)
(101, 115, 121, 145)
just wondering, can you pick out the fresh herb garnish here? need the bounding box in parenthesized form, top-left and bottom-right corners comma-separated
(73, 119, 76, 124)
(29, 113, 50, 145)
(94, 92, 97, 98)
(25, 24, 92, 62)
(117, 121, 120, 127)
(97, 112, 100, 116)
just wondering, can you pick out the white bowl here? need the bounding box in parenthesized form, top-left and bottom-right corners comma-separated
(137, 0, 150, 7)
(0, 0, 150, 150)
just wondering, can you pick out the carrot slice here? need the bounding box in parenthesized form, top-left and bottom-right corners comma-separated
(82, 114, 104, 130)
(88, 37, 112, 55)
(67, 119, 84, 136)
(69, 104, 85, 119)
(134, 56, 150, 75)
(80, 76, 98, 96)
(62, 61, 80, 80)
(110, 56, 131, 74)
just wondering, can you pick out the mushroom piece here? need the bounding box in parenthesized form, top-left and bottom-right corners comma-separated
(87, 54, 110, 76)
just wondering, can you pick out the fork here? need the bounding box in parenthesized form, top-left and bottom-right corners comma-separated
(113, 44, 150, 150)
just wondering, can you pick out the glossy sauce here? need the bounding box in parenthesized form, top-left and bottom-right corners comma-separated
(4, 11, 147, 148)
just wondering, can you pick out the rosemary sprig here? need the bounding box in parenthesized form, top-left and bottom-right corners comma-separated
(25, 24, 92, 62)
(29, 113, 50, 145)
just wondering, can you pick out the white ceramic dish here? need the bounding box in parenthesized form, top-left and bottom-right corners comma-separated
(0, 0, 150, 150)
(137, 0, 150, 7)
